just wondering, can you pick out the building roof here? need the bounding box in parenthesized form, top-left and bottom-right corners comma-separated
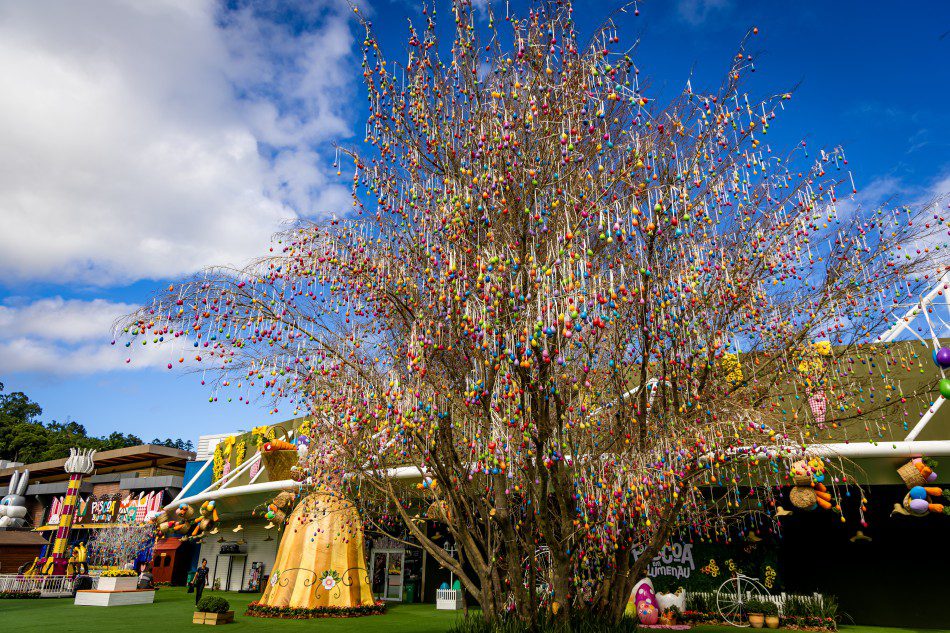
(0, 444, 196, 485)
(0, 530, 49, 546)
(195, 433, 239, 461)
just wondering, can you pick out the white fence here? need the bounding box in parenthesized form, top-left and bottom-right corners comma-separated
(688, 590, 825, 615)
(0, 574, 98, 597)
(436, 588, 465, 610)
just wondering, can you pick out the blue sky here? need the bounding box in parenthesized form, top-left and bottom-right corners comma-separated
(1, 0, 948, 444)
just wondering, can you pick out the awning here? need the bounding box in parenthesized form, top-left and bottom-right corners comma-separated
(0, 531, 49, 546)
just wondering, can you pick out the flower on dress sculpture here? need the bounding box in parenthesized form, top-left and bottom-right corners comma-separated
(320, 570, 341, 591)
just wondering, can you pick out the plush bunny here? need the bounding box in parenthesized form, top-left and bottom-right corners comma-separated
(0, 469, 30, 528)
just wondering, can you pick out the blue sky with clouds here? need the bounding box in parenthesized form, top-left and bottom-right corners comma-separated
(1, 0, 948, 443)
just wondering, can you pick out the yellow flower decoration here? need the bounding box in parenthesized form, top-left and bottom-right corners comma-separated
(700, 559, 721, 577)
(812, 341, 831, 356)
(719, 352, 744, 384)
(796, 341, 831, 388)
(212, 443, 225, 481)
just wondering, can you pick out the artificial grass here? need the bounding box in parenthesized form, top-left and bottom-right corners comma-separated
(690, 627, 947, 633)
(1, 589, 459, 633)
(0, 589, 944, 633)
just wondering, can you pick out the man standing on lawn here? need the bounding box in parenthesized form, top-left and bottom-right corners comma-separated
(191, 559, 209, 605)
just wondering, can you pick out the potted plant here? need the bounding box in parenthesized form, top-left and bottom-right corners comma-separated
(744, 598, 769, 629)
(659, 605, 682, 625)
(761, 601, 779, 629)
(98, 568, 139, 592)
(194, 596, 234, 625)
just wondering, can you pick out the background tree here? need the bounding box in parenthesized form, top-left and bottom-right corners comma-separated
(0, 382, 192, 463)
(121, 1, 946, 625)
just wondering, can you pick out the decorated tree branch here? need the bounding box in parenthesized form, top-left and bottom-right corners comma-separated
(120, 1, 947, 625)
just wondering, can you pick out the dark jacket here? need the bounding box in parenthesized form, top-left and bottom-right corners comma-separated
(193, 566, 209, 587)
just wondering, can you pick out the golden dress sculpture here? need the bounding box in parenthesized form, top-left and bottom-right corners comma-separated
(258, 491, 374, 609)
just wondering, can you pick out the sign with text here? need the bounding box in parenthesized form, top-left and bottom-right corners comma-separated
(633, 542, 696, 580)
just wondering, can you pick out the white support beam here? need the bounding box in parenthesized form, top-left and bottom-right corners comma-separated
(169, 456, 212, 505)
(903, 396, 946, 441)
(706, 440, 950, 464)
(164, 479, 301, 511)
(216, 450, 261, 491)
(878, 272, 950, 344)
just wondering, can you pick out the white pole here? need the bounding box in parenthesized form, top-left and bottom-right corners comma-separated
(878, 272, 950, 343)
(170, 457, 214, 504)
(164, 479, 301, 511)
(214, 451, 262, 491)
(904, 396, 946, 441)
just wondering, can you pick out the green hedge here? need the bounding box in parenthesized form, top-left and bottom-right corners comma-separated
(196, 596, 231, 613)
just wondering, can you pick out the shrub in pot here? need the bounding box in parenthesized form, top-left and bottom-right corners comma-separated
(197, 596, 230, 613)
(744, 598, 770, 629)
(195, 596, 233, 625)
(759, 601, 779, 629)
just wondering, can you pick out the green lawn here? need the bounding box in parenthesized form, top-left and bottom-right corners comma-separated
(0, 589, 944, 633)
(688, 624, 947, 633)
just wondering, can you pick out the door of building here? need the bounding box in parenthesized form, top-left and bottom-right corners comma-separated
(371, 549, 404, 601)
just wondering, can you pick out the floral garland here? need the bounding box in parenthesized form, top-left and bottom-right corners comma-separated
(245, 600, 387, 619)
(212, 443, 225, 481)
(235, 440, 247, 467)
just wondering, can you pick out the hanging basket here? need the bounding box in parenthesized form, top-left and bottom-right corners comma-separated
(792, 475, 813, 487)
(790, 486, 817, 510)
(897, 461, 926, 488)
(261, 450, 299, 481)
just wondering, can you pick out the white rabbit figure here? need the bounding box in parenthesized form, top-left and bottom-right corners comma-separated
(0, 469, 30, 528)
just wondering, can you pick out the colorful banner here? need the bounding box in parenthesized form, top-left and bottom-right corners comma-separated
(117, 491, 164, 524)
(45, 491, 164, 527)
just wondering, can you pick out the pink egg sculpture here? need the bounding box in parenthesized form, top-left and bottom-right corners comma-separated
(637, 602, 659, 625)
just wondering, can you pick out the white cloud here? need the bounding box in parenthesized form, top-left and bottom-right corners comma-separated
(0, 0, 356, 286)
(0, 297, 136, 344)
(0, 297, 188, 374)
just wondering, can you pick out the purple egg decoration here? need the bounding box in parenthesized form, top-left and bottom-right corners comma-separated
(632, 577, 656, 609)
(908, 498, 930, 515)
(935, 347, 950, 369)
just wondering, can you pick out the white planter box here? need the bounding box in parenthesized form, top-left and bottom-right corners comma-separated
(96, 576, 139, 592)
(436, 589, 464, 610)
(75, 589, 155, 606)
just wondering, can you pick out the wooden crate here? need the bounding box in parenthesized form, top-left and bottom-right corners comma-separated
(193, 611, 234, 625)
